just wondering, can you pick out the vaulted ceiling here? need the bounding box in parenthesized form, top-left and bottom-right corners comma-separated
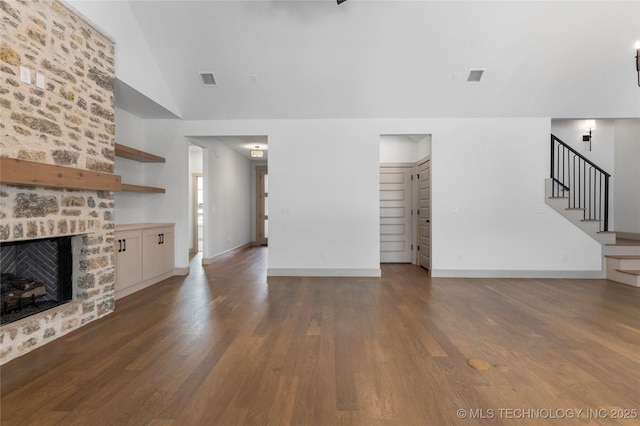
(94, 1, 640, 120)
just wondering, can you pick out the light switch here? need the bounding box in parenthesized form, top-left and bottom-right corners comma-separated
(20, 66, 31, 84)
(36, 73, 45, 89)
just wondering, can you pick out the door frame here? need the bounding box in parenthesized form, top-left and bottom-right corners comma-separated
(255, 166, 268, 246)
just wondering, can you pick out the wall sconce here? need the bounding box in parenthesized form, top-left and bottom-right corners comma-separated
(636, 41, 640, 87)
(582, 120, 596, 151)
(250, 145, 264, 158)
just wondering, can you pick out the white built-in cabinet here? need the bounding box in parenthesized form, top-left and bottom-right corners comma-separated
(114, 223, 175, 299)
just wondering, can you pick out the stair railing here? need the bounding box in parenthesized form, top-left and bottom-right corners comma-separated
(550, 134, 610, 232)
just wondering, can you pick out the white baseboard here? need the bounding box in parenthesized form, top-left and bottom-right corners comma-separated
(431, 269, 606, 279)
(267, 268, 382, 277)
(202, 243, 252, 265)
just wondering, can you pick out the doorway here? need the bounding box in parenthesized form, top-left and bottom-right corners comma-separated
(379, 134, 431, 268)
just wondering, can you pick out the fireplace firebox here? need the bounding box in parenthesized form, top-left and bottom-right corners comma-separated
(0, 236, 73, 325)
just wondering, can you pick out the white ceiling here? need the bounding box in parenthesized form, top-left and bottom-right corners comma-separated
(113, 1, 637, 120)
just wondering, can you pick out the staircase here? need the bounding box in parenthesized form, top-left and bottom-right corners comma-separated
(545, 135, 640, 287)
(604, 240, 640, 287)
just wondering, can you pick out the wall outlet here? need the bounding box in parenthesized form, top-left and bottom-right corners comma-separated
(320, 251, 326, 259)
(282, 206, 292, 214)
(20, 66, 31, 84)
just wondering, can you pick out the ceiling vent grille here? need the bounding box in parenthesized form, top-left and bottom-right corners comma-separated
(199, 72, 217, 87)
(467, 68, 485, 82)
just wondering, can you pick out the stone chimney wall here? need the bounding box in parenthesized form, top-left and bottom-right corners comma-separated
(0, 0, 116, 364)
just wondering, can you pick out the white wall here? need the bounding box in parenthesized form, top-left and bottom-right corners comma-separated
(268, 121, 380, 275)
(113, 107, 145, 224)
(429, 118, 601, 276)
(614, 119, 640, 234)
(181, 118, 604, 278)
(200, 140, 252, 261)
(551, 119, 615, 175)
(137, 119, 190, 270)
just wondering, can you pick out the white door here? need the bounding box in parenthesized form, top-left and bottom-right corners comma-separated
(417, 159, 431, 269)
(380, 166, 413, 263)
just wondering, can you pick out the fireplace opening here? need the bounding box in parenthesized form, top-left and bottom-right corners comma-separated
(1, 236, 73, 325)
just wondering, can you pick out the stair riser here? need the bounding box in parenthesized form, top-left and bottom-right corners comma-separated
(605, 269, 640, 287)
(606, 259, 640, 269)
(603, 246, 640, 256)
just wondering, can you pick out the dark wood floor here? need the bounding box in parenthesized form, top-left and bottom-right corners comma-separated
(2, 247, 639, 425)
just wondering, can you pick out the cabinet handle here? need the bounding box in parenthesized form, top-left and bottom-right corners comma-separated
(117, 239, 121, 252)
(161, 233, 164, 244)
(123, 239, 126, 252)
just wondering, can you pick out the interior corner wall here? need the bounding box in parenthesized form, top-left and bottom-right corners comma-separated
(114, 107, 145, 224)
(551, 119, 616, 231)
(614, 119, 640, 234)
(138, 119, 190, 270)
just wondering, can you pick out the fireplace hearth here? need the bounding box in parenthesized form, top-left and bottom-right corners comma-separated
(0, 237, 73, 325)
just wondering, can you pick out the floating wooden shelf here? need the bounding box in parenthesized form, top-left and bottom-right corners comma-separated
(115, 144, 165, 163)
(0, 157, 122, 191)
(115, 144, 166, 193)
(121, 183, 165, 193)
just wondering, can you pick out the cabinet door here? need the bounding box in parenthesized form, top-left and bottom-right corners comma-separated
(159, 228, 175, 275)
(142, 229, 164, 281)
(114, 230, 142, 291)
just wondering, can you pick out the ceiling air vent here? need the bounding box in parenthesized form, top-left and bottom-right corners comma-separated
(199, 72, 217, 87)
(467, 68, 485, 82)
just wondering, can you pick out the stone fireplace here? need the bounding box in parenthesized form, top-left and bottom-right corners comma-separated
(0, 0, 116, 364)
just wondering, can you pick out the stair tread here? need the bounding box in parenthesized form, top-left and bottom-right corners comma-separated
(605, 255, 640, 259)
(615, 269, 640, 276)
